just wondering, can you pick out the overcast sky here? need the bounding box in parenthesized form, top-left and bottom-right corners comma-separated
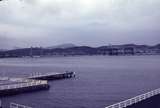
(0, 0, 160, 48)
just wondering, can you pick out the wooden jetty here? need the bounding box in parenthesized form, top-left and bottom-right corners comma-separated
(29, 71, 75, 80)
(105, 88, 160, 108)
(0, 78, 49, 96)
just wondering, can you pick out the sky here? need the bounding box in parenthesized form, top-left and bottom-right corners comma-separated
(0, 0, 160, 49)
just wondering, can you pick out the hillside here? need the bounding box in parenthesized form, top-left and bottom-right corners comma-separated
(0, 44, 160, 58)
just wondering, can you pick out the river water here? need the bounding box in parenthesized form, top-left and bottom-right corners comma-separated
(0, 55, 160, 108)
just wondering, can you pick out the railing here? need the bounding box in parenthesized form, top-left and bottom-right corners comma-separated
(0, 79, 48, 91)
(29, 72, 60, 79)
(0, 77, 9, 81)
(10, 102, 32, 108)
(0, 100, 2, 108)
(105, 88, 160, 108)
(29, 71, 75, 79)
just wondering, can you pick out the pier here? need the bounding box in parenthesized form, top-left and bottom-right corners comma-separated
(10, 102, 32, 108)
(105, 88, 160, 108)
(0, 71, 75, 97)
(0, 71, 76, 108)
(29, 71, 75, 80)
(0, 78, 49, 96)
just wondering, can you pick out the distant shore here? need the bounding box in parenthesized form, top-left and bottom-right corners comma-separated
(0, 44, 160, 58)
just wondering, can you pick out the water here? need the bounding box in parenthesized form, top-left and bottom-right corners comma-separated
(0, 55, 160, 108)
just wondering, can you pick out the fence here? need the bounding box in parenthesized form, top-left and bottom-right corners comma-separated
(105, 88, 160, 108)
(0, 79, 48, 91)
(10, 103, 32, 108)
(29, 72, 60, 79)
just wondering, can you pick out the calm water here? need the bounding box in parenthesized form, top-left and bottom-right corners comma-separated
(0, 55, 160, 108)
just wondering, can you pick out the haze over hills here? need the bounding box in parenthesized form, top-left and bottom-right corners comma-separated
(6, 43, 160, 50)
(47, 43, 76, 49)
(0, 44, 76, 51)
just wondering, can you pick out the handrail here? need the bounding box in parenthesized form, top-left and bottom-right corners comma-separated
(105, 88, 160, 108)
(10, 102, 32, 108)
(29, 72, 62, 78)
(29, 71, 75, 79)
(0, 79, 48, 91)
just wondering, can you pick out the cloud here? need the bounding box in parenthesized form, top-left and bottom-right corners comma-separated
(0, 0, 160, 48)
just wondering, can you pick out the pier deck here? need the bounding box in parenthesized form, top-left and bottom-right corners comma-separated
(0, 71, 75, 97)
(29, 71, 75, 80)
(0, 78, 49, 96)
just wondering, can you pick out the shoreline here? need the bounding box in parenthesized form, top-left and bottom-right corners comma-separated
(0, 54, 160, 59)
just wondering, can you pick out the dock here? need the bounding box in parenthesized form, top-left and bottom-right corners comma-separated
(0, 71, 75, 97)
(10, 102, 32, 108)
(0, 78, 49, 96)
(105, 88, 160, 108)
(28, 71, 75, 80)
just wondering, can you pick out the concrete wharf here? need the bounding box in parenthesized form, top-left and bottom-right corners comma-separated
(0, 71, 75, 97)
(0, 78, 49, 96)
